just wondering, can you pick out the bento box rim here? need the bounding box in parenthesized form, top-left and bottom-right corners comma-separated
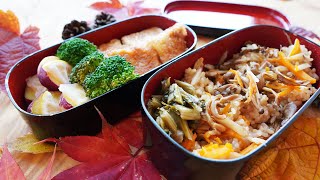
(141, 24, 320, 163)
(5, 14, 197, 117)
(162, 0, 292, 30)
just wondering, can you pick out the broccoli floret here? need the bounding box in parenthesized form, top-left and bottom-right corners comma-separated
(56, 38, 97, 66)
(83, 55, 139, 98)
(69, 51, 105, 85)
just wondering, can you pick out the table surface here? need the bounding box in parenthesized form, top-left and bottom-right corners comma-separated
(1, 0, 320, 179)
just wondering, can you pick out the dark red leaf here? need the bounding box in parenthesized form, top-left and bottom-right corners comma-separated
(0, 144, 26, 180)
(52, 155, 131, 180)
(56, 111, 163, 179)
(57, 136, 127, 162)
(120, 151, 162, 180)
(101, 123, 131, 155)
(113, 111, 144, 150)
(0, 26, 40, 92)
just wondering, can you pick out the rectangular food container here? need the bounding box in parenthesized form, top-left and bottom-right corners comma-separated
(141, 25, 320, 179)
(5, 15, 197, 140)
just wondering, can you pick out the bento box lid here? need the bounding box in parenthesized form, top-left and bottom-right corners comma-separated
(163, 0, 291, 36)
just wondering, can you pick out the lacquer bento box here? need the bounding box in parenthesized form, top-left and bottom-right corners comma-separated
(141, 25, 320, 179)
(5, 15, 197, 140)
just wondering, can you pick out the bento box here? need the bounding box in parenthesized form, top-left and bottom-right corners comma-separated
(5, 15, 197, 140)
(141, 25, 320, 179)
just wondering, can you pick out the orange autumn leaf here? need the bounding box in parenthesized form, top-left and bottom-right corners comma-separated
(0, 10, 20, 35)
(239, 105, 320, 179)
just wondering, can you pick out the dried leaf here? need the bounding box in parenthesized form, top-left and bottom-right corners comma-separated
(0, 10, 20, 35)
(37, 145, 57, 180)
(53, 111, 162, 179)
(239, 106, 320, 179)
(0, 25, 40, 92)
(9, 133, 55, 154)
(0, 144, 26, 180)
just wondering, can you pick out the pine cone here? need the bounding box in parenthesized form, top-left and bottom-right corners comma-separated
(62, 20, 91, 40)
(94, 12, 116, 28)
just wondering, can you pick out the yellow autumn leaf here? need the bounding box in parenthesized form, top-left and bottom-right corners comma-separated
(239, 105, 320, 179)
(8, 133, 56, 154)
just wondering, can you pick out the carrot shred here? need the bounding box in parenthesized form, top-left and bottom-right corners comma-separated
(229, 69, 244, 88)
(289, 39, 301, 56)
(239, 115, 250, 126)
(181, 133, 197, 151)
(278, 52, 316, 84)
(240, 143, 259, 155)
(214, 137, 223, 144)
(221, 103, 231, 114)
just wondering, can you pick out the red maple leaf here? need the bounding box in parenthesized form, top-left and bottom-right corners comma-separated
(52, 111, 162, 179)
(0, 24, 40, 92)
(0, 144, 26, 180)
(90, 0, 124, 10)
(89, 0, 161, 21)
(0, 144, 56, 180)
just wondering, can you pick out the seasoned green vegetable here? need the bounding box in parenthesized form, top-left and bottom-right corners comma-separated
(83, 55, 139, 98)
(69, 51, 105, 85)
(56, 38, 97, 66)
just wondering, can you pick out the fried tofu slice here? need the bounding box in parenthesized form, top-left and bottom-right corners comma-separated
(99, 39, 124, 55)
(107, 46, 161, 75)
(121, 27, 163, 46)
(148, 23, 187, 63)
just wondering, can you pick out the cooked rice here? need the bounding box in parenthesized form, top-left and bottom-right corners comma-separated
(148, 39, 318, 160)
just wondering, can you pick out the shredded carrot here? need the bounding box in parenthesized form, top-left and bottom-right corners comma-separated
(224, 129, 243, 140)
(216, 74, 224, 84)
(240, 143, 259, 155)
(214, 137, 223, 144)
(204, 131, 213, 143)
(239, 115, 250, 126)
(289, 39, 301, 56)
(181, 133, 197, 151)
(266, 82, 301, 98)
(278, 86, 301, 98)
(221, 103, 231, 114)
(266, 82, 286, 90)
(277, 52, 316, 84)
(229, 69, 244, 88)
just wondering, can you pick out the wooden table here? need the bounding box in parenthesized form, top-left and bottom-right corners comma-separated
(1, 0, 319, 179)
